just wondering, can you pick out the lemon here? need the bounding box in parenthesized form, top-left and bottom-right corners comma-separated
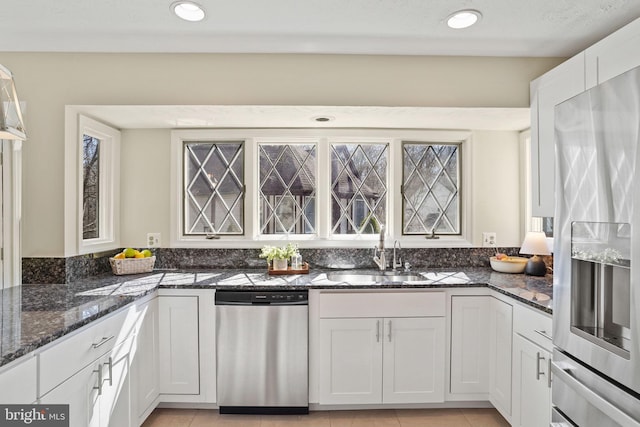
(141, 249, 152, 258)
(123, 248, 137, 258)
(114, 253, 125, 260)
(134, 252, 145, 259)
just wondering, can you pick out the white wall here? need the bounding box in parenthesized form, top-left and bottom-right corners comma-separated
(0, 53, 563, 257)
(471, 130, 522, 247)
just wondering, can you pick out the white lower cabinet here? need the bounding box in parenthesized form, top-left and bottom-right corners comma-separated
(132, 297, 159, 423)
(0, 356, 37, 404)
(450, 296, 490, 394)
(40, 337, 133, 427)
(488, 297, 513, 422)
(512, 334, 551, 427)
(319, 316, 445, 405)
(158, 295, 200, 395)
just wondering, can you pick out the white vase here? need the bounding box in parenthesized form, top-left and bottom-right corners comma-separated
(272, 258, 288, 270)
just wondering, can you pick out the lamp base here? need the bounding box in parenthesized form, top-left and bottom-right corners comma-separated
(524, 255, 547, 276)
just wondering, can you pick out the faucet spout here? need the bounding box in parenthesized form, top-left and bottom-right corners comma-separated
(392, 240, 403, 270)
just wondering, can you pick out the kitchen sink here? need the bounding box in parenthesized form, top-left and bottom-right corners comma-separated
(326, 271, 424, 284)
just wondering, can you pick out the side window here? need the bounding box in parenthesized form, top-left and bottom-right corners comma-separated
(402, 142, 460, 235)
(331, 143, 388, 235)
(78, 115, 120, 253)
(82, 134, 100, 239)
(259, 143, 317, 235)
(183, 141, 244, 235)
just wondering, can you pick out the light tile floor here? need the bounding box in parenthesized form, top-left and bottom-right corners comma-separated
(142, 408, 510, 427)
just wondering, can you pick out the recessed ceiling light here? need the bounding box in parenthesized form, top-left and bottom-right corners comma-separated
(171, 1, 205, 22)
(446, 9, 482, 29)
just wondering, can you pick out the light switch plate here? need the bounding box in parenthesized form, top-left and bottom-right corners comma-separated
(482, 232, 496, 247)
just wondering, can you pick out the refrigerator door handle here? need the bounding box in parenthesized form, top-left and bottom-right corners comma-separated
(552, 362, 640, 427)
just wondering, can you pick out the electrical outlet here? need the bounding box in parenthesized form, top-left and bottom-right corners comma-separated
(482, 232, 497, 247)
(147, 233, 161, 248)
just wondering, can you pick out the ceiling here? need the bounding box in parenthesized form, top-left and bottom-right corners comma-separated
(2, 0, 640, 57)
(7, 2, 640, 132)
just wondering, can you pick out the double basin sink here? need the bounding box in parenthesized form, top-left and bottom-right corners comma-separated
(326, 271, 424, 284)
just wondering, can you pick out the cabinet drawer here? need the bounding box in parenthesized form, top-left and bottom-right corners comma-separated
(513, 304, 552, 351)
(40, 304, 138, 395)
(0, 356, 37, 404)
(319, 291, 445, 318)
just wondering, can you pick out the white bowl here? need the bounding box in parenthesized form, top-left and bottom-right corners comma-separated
(490, 256, 528, 273)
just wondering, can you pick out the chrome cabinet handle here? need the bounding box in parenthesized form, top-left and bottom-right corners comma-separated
(536, 352, 546, 380)
(92, 335, 114, 349)
(93, 364, 103, 395)
(376, 320, 380, 342)
(534, 329, 552, 340)
(547, 357, 552, 388)
(105, 356, 113, 386)
(388, 320, 392, 342)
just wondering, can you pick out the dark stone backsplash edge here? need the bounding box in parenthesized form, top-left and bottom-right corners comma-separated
(23, 247, 552, 284)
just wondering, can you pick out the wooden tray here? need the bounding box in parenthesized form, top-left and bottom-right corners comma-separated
(268, 262, 310, 275)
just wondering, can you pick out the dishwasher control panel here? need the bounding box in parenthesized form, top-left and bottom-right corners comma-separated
(215, 290, 308, 305)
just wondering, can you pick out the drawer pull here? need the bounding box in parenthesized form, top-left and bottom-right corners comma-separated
(388, 320, 392, 342)
(376, 320, 380, 342)
(536, 352, 546, 380)
(92, 335, 114, 349)
(93, 365, 103, 395)
(105, 356, 113, 386)
(534, 329, 552, 341)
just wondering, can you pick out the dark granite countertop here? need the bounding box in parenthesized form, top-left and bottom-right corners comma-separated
(0, 267, 552, 368)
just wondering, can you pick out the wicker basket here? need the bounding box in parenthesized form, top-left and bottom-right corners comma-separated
(109, 256, 156, 275)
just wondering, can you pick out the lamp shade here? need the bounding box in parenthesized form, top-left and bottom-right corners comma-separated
(0, 64, 27, 140)
(520, 231, 551, 256)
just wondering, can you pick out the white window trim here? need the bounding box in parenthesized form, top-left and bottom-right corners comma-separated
(65, 112, 120, 255)
(1, 139, 23, 288)
(170, 128, 473, 248)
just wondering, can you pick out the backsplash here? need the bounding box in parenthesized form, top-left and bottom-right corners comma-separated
(22, 246, 532, 284)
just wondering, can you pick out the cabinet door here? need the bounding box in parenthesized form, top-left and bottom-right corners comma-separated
(40, 360, 98, 427)
(133, 298, 159, 419)
(382, 317, 445, 404)
(585, 18, 640, 88)
(450, 296, 490, 394)
(530, 53, 586, 217)
(101, 338, 132, 427)
(318, 318, 383, 405)
(489, 298, 513, 421)
(512, 334, 551, 427)
(158, 296, 200, 395)
(0, 356, 37, 404)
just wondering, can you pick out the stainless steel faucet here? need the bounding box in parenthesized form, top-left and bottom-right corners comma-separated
(373, 225, 386, 270)
(392, 240, 403, 270)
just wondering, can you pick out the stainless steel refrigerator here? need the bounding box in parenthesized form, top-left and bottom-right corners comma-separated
(553, 65, 640, 426)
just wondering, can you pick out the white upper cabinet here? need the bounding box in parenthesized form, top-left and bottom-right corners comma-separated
(530, 16, 640, 218)
(585, 17, 640, 88)
(530, 53, 586, 218)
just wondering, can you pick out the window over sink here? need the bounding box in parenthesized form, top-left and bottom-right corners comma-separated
(170, 129, 471, 247)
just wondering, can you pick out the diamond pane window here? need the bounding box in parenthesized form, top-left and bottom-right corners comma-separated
(259, 144, 317, 234)
(331, 143, 387, 235)
(82, 134, 100, 240)
(184, 142, 244, 235)
(402, 143, 460, 235)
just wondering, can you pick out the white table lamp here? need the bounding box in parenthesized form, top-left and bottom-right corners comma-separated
(520, 231, 551, 276)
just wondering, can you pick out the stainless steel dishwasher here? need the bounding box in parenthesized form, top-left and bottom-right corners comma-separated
(215, 290, 308, 415)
